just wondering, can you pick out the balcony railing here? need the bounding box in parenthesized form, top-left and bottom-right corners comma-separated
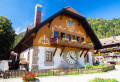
(51, 37, 94, 49)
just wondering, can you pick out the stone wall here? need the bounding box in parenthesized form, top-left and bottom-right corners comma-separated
(31, 46, 39, 70)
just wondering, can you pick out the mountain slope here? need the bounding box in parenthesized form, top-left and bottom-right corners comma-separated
(87, 18, 120, 39)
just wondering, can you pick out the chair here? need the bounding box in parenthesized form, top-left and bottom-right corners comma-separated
(19, 58, 29, 71)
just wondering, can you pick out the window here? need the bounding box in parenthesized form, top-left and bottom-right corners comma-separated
(81, 38, 84, 42)
(68, 20, 74, 27)
(54, 32, 58, 38)
(67, 34, 70, 40)
(71, 35, 75, 40)
(61, 33, 65, 38)
(77, 37, 80, 42)
(46, 51, 52, 61)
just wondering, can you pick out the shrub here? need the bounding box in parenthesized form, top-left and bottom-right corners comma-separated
(85, 63, 93, 69)
(89, 78, 117, 82)
(71, 40, 77, 43)
(81, 41, 86, 45)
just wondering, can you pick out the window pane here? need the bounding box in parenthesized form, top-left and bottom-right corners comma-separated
(67, 35, 70, 40)
(71, 35, 75, 40)
(77, 37, 80, 42)
(46, 54, 48, 60)
(61, 33, 65, 38)
(54, 32, 58, 38)
(81, 38, 84, 42)
(68, 20, 73, 27)
(49, 57, 51, 61)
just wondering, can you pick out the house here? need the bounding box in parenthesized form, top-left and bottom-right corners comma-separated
(11, 4, 102, 71)
(94, 36, 120, 63)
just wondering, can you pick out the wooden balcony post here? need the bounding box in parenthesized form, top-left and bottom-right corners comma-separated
(84, 50, 89, 57)
(60, 47, 65, 56)
(53, 47, 58, 56)
(80, 50, 84, 57)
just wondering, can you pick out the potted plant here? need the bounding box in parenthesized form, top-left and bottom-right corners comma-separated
(62, 38, 69, 42)
(51, 38, 57, 43)
(88, 43, 93, 46)
(81, 41, 86, 45)
(71, 40, 77, 43)
(22, 72, 39, 82)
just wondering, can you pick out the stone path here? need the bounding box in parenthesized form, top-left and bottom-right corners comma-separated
(1, 65, 120, 82)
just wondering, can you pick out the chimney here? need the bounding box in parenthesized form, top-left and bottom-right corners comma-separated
(34, 4, 42, 27)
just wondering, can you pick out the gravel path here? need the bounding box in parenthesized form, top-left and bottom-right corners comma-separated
(1, 65, 120, 82)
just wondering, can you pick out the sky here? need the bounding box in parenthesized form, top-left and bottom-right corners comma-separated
(0, 0, 120, 34)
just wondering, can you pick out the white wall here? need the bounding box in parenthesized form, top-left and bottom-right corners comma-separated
(37, 46, 94, 70)
(37, 47, 62, 69)
(88, 52, 93, 65)
(20, 47, 33, 71)
(78, 51, 86, 66)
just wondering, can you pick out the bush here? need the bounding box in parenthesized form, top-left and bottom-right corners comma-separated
(89, 78, 117, 82)
(85, 63, 93, 69)
(99, 63, 106, 67)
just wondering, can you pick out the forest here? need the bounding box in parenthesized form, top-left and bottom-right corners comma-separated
(87, 18, 120, 39)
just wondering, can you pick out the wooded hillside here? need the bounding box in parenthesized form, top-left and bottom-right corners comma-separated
(87, 18, 120, 39)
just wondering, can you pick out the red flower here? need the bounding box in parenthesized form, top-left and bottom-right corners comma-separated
(22, 77, 26, 80)
(25, 80, 28, 82)
(31, 74, 35, 78)
(25, 72, 31, 77)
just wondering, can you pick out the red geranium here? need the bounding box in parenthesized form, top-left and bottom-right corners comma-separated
(22, 72, 36, 81)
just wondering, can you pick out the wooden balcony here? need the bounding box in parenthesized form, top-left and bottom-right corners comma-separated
(51, 37, 94, 49)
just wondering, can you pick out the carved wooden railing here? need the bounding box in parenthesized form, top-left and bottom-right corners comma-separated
(51, 37, 94, 49)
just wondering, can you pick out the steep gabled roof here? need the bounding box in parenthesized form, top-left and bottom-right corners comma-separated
(14, 7, 102, 50)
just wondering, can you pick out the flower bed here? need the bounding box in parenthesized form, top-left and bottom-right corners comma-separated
(89, 78, 117, 82)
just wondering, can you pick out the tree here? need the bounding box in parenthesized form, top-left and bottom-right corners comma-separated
(0, 15, 16, 56)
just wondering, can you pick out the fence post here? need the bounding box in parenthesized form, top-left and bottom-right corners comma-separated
(53, 69, 54, 76)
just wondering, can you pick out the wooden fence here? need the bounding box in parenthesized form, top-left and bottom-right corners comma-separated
(0, 65, 115, 79)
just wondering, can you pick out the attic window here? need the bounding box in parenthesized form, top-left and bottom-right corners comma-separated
(68, 20, 74, 27)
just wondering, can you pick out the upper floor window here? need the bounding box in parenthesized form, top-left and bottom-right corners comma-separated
(67, 34, 71, 40)
(71, 35, 75, 40)
(68, 20, 74, 27)
(81, 37, 84, 42)
(54, 32, 58, 38)
(61, 33, 65, 38)
(46, 51, 52, 61)
(77, 36, 80, 42)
